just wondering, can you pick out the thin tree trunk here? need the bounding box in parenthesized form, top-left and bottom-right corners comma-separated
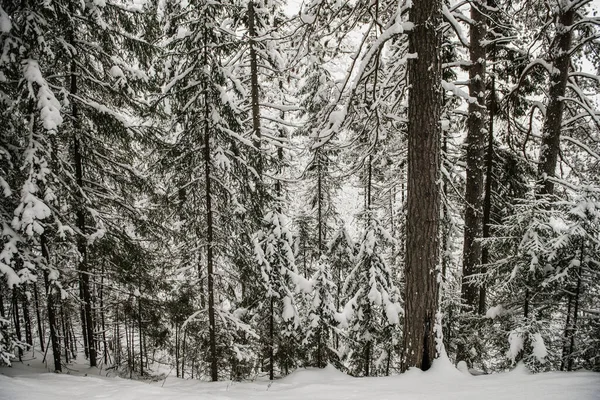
(60, 304, 69, 364)
(130, 315, 135, 374)
(71, 55, 97, 368)
(12, 289, 23, 360)
(364, 341, 371, 377)
(561, 292, 573, 371)
(79, 285, 88, 359)
(68, 315, 77, 359)
(138, 280, 143, 376)
(33, 282, 45, 352)
(567, 242, 584, 371)
(480, 72, 495, 315)
(461, 0, 487, 312)
(269, 296, 274, 380)
(202, 24, 219, 382)
(0, 281, 4, 318)
(115, 305, 120, 367)
(247, 0, 262, 176)
(21, 286, 33, 347)
(42, 235, 61, 372)
(181, 327, 187, 379)
(100, 263, 108, 365)
(402, 0, 442, 372)
(175, 324, 179, 378)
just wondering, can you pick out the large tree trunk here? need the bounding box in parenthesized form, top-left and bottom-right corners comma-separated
(402, 0, 442, 372)
(537, 5, 574, 197)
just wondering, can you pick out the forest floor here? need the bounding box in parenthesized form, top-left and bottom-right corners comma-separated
(1, 352, 599, 400)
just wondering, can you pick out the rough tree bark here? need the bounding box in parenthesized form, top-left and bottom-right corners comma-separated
(457, 0, 488, 364)
(537, 5, 574, 197)
(461, 0, 487, 313)
(402, 0, 442, 372)
(203, 25, 218, 382)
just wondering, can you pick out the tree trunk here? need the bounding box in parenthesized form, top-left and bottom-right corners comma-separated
(21, 286, 33, 347)
(203, 26, 218, 381)
(537, 6, 574, 197)
(181, 327, 187, 379)
(561, 291, 573, 371)
(461, 0, 487, 312)
(71, 59, 97, 368)
(33, 282, 45, 352)
(100, 263, 108, 365)
(247, 0, 263, 176)
(402, 0, 442, 372)
(457, 0, 487, 365)
(0, 281, 4, 318)
(269, 296, 274, 380)
(317, 150, 324, 256)
(60, 304, 69, 364)
(567, 242, 584, 371)
(42, 235, 61, 372)
(480, 71, 495, 315)
(138, 278, 143, 376)
(175, 324, 179, 378)
(12, 289, 23, 360)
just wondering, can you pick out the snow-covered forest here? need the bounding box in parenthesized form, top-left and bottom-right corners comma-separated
(1, 0, 600, 391)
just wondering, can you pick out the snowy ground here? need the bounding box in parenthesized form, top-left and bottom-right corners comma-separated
(1, 354, 599, 400)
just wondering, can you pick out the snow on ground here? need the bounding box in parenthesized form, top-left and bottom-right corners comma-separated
(1, 354, 599, 400)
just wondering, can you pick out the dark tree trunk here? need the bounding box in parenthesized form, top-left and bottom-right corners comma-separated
(269, 296, 274, 380)
(561, 291, 573, 371)
(461, 0, 487, 313)
(71, 57, 97, 368)
(364, 341, 371, 377)
(457, 0, 488, 365)
(12, 289, 23, 360)
(480, 71, 495, 315)
(68, 315, 77, 358)
(0, 281, 5, 318)
(42, 235, 61, 372)
(79, 285, 88, 359)
(100, 263, 108, 365)
(402, 0, 442, 372)
(181, 327, 187, 379)
(537, 6, 574, 197)
(21, 286, 33, 347)
(567, 243, 584, 371)
(138, 283, 143, 376)
(203, 27, 218, 382)
(479, 0, 500, 318)
(60, 304, 69, 364)
(175, 324, 179, 378)
(247, 0, 263, 176)
(33, 282, 45, 352)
